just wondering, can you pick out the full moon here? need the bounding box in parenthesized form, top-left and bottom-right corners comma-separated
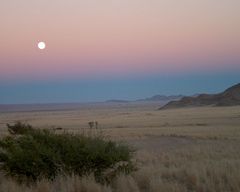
(38, 42, 46, 50)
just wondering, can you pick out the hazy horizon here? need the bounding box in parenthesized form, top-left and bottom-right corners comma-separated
(1, 75, 239, 105)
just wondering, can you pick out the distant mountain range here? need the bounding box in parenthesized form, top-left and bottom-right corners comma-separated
(137, 95, 184, 102)
(105, 95, 184, 103)
(160, 83, 240, 110)
(105, 100, 130, 103)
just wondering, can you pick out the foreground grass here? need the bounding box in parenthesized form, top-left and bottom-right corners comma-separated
(0, 135, 240, 192)
(133, 140, 240, 192)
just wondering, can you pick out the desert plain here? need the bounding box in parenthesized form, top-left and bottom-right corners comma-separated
(0, 102, 240, 191)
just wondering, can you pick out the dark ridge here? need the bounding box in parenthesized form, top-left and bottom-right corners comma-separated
(159, 83, 240, 110)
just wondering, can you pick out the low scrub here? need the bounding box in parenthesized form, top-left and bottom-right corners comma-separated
(0, 122, 135, 184)
(6, 121, 33, 135)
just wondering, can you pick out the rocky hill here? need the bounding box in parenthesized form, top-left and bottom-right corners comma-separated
(159, 83, 240, 110)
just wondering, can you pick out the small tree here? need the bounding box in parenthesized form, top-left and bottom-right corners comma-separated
(95, 121, 99, 129)
(88, 121, 94, 129)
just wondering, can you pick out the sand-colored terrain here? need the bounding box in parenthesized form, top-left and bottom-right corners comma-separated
(1, 102, 240, 140)
(0, 103, 240, 191)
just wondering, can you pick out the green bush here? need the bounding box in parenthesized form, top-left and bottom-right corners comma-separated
(0, 123, 135, 183)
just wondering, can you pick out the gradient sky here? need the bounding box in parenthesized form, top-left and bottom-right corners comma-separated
(0, 0, 240, 104)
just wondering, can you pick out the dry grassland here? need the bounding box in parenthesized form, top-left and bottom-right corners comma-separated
(0, 103, 240, 191)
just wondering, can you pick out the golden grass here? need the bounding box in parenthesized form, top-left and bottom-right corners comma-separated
(0, 104, 240, 191)
(1, 104, 239, 139)
(0, 174, 112, 192)
(132, 141, 240, 192)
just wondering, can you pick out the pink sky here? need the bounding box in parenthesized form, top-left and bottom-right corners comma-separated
(1, 0, 240, 81)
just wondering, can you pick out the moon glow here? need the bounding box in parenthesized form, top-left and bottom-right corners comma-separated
(38, 42, 46, 50)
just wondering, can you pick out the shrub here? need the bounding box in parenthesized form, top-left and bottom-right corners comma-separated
(0, 123, 135, 184)
(6, 121, 33, 135)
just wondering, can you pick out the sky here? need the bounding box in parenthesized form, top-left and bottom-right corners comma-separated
(0, 0, 240, 104)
